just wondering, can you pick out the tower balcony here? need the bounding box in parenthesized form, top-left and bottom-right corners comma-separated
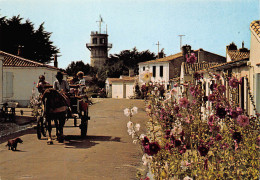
(86, 43, 112, 49)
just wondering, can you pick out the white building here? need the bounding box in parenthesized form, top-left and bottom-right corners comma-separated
(106, 76, 138, 99)
(138, 48, 226, 89)
(0, 51, 61, 107)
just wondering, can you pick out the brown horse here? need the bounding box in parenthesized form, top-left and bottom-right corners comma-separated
(41, 88, 67, 144)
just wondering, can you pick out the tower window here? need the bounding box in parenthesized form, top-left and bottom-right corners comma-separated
(143, 66, 145, 71)
(93, 38, 97, 44)
(100, 38, 105, 44)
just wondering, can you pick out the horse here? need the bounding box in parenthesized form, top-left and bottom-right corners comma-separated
(41, 88, 68, 144)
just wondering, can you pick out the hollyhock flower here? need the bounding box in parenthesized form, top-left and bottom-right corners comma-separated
(232, 132, 242, 144)
(230, 109, 238, 119)
(216, 107, 227, 118)
(215, 133, 222, 141)
(124, 108, 131, 117)
(198, 144, 209, 156)
(208, 94, 216, 102)
(213, 73, 220, 80)
(236, 107, 243, 115)
(180, 160, 191, 170)
(179, 145, 187, 154)
(184, 176, 193, 180)
(131, 106, 138, 115)
(165, 129, 171, 139)
(174, 83, 178, 87)
(174, 139, 182, 147)
(229, 77, 239, 88)
(237, 115, 249, 127)
(127, 121, 133, 129)
(142, 154, 152, 166)
(171, 88, 177, 95)
(148, 142, 161, 156)
(134, 123, 141, 132)
(174, 106, 179, 113)
(139, 134, 146, 140)
(179, 97, 189, 108)
(142, 136, 150, 146)
(165, 142, 173, 151)
(217, 85, 226, 93)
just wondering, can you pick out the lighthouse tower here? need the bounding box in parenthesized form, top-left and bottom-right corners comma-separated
(86, 16, 112, 68)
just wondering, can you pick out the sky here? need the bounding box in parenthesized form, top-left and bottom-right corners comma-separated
(0, 0, 259, 69)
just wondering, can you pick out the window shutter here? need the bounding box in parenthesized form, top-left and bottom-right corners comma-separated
(3, 72, 13, 98)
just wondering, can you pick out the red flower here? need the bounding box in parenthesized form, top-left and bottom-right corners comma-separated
(198, 144, 209, 156)
(179, 97, 189, 108)
(229, 77, 239, 88)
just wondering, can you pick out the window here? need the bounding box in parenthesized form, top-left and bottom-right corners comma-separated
(92, 38, 97, 44)
(100, 38, 105, 44)
(143, 66, 145, 71)
(153, 66, 156, 77)
(160, 66, 163, 77)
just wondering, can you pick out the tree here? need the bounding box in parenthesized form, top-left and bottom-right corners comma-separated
(104, 47, 157, 77)
(0, 15, 59, 64)
(65, 60, 97, 76)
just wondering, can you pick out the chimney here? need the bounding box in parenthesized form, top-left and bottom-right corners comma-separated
(158, 52, 164, 59)
(181, 45, 191, 57)
(17, 45, 24, 56)
(54, 55, 58, 68)
(129, 68, 135, 77)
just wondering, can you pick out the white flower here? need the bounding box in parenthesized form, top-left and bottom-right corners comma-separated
(141, 71, 152, 83)
(134, 123, 140, 132)
(154, 87, 158, 91)
(124, 108, 130, 117)
(183, 176, 193, 180)
(133, 140, 137, 144)
(131, 106, 138, 115)
(127, 129, 135, 136)
(142, 154, 153, 166)
(127, 121, 133, 129)
(139, 134, 146, 140)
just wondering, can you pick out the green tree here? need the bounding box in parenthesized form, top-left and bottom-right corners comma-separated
(0, 15, 59, 63)
(65, 60, 97, 76)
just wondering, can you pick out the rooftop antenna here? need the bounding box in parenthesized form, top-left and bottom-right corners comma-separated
(96, 15, 103, 33)
(156, 41, 161, 57)
(178, 35, 185, 50)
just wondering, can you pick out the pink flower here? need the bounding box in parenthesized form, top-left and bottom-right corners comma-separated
(229, 77, 239, 88)
(217, 85, 226, 93)
(186, 53, 197, 64)
(179, 97, 189, 108)
(208, 94, 216, 102)
(237, 115, 249, 127)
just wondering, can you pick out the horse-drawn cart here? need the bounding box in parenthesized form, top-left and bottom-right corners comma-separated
(36, 85, 90, 142)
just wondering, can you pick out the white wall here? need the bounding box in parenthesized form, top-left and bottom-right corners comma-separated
(139, 62, 169, 88)
(3, 67, 58, 107)
(125, 83, 134, 98)
(112, 83, 123, 98)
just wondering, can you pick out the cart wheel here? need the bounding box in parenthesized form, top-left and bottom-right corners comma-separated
(37, 116, 42, 139)
(80, 116, 88, 137)
(74, 116, 77, 127)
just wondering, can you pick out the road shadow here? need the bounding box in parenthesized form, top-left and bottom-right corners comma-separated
(63, 135, 121, 149)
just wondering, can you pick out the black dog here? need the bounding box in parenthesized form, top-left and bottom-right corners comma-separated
(6, 137, 23, 151)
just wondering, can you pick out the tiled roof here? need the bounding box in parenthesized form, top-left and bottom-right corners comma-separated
(0, 51, 59, 70)
(107, 76, 138, 84)
(200, 58, 249, 72)
(184, 62, 219, 75)
(250, 20, 260, 39)
(139, 52, 183, 64)
(227, 50, 250, 61)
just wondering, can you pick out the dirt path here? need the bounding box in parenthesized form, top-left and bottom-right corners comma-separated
(0, 99, 147, 180)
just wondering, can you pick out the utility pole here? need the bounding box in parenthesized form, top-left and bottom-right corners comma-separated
(178, 35, 185, 50)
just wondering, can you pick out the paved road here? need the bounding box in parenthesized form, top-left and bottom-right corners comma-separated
(0, 99, 147, 180)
